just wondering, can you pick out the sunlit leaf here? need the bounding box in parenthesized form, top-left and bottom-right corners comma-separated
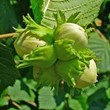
(41, 0, 104, 28)
(8, 80, 35, 102)
(38, 87, 56, 109)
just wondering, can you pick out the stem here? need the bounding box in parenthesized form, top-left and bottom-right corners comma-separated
(94, 29, 109, 43)
(6, 96, 21, 109)
(27, 101, 37, 107)
(12, 101, 21, 109)
(0, 33, 16, 39)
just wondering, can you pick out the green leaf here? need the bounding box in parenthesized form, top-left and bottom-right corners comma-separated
(104, 102, 110, 110)
(0, 43, 14, 63)
(0, 97, 9, 106)
(30, 0, 43, 24)
(0, 43, 20, 93)
(8, 80, 35, 102)
(89, 31, 110, 73)
(41, 0, 104, 28)
(76, 95, 88, 110)
(0, 58, 20, 93)
(22, 78, 37, 91)
(66, 94, 83, 110)
(106, 88, 110, 99)
(22, 78, 37, 102)
(84, 76, 109, 97)
(68, 98, 83, 110)
(10, 105, 31, 110)
(38, 87, 56, 109)
(55, 102, 65, 110)
(88, 88, 108, 110)
(0, 0, 18, 34)
(20, 105, 31, 110)
(8, 108, 18, 110)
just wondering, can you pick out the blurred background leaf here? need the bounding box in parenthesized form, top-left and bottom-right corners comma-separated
(38, 87, 56, 109)
(0, 43, 20, 93)
(0, 0, 18, 34)
(30, 0, 43, 24)
(8, 80, 35, 102)
(89, 31, 110, 73)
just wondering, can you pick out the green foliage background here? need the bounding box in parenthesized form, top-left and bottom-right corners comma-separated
(0, 0, 110, 110)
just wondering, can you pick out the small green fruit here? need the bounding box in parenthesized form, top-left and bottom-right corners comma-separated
(55, 23, 88, 50)
(14, 36, 46, 58)
(33, 65, 61, 87)
(18, 45, 57, 69)
(75, 59, 97, 88)
(55, 58, 86, 87)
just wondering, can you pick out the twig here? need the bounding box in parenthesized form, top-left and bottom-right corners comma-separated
(7, 96, 37, 108)
(6, 96, 21, 109)
(27, 101, 37, 107)
(12, 101, 21, 109)
(0, 33, 16, 39)
(94, 29, 109, 43)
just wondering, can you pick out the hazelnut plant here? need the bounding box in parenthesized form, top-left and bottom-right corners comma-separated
(14, 14, 97, 89)
(1, 0, 110, 110)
